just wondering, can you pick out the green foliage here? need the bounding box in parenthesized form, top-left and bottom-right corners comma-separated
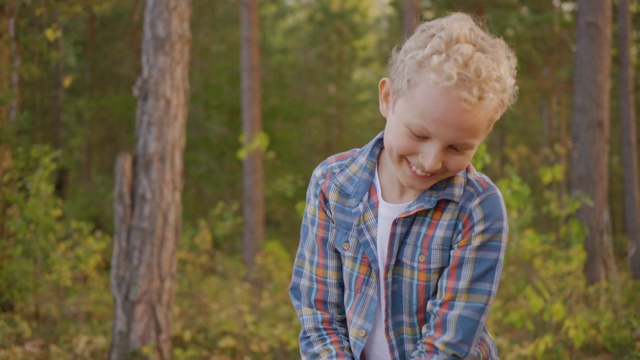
(257, 0, 386, 246)
(472, 142, 491, 172)
(173, 224, 300, 359)
(177, 207, 300, 359)
(4, 0, 640, 359)
(1, 146, 637, 359)
(181, 201, 244, 259)
(0, 145, 112, 359)
(489, 163, 640, 359)
(236, 131, 272, 160)
(12, 0, 138, 233)
(1, 145, 61, 306)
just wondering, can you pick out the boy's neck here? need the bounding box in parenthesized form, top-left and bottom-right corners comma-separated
(377, 148, 421, 204)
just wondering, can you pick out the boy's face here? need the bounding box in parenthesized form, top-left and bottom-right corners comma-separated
(377, 72, 495, 203)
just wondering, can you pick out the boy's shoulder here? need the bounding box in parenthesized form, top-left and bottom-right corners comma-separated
(310, 147, 364, 185)
(310, 133, 383, 184)
(425, 164, 502, 208)
(462, 165, 499, 196)
(319, 148, 360, 171)
(455, 165, 505, 213)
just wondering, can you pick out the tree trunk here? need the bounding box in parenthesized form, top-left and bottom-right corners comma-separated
(84, 5, 95, 186)
(240, 0, 265, 272)
(5, 0, 19, 123)
(449, 0, 484, 19)
(0, 2, 8, 125)
(109, 0, 192, 358)
(403, 0, 418, 39)
(570, 0, 615, 285)
(0, 0, 16, 183)
(51, 11, 67, 200)
(617, 0, 640, 279)
(52, 12, 62, 153)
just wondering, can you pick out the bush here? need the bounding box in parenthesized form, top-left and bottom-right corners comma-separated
(2, 144, 637, 359)
(489, 166, 640, 359)
(0, 145, 112, 358)
(174, 217, 300, 359)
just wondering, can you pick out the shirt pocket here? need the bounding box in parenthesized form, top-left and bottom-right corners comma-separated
(395, 239, 451, 305)
(398, 240, 450, 270)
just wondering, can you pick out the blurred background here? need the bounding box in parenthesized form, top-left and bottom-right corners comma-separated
(0, 0, 639, 359)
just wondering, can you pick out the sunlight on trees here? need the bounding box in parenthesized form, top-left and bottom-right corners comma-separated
(0, 0, 639, 358)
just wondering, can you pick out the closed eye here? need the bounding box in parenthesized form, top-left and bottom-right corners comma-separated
(449, 145, 474, 153)
(409, 130, 428, 140)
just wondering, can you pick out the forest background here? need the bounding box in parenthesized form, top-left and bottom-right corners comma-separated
(1, 0, 640, 359)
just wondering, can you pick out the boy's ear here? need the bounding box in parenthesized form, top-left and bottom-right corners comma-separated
(378, 77, 392, 118)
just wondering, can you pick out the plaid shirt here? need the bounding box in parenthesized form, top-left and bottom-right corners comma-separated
(290, 132, 507, 359)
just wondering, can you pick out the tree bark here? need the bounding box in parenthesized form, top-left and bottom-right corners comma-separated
(570, 0, 615, 285)
(0, 0, 16, 183)
(240, 0, 265, 272)
(617, 0, 640, 279)
(109, 0, 192, 358)
(0, 1, 9, 125)
(52, 11, 62, 153)
(403, 0, 418, 39)
(84, 5, 95, 186)
(4, 0, 19, 123)
(110, 153, 133, 359)
(449, 0, 485, 19)
(51, 11, 66, 200)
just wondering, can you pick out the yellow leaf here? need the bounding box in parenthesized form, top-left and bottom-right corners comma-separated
(51, 207, 63, 218)
(44, 28, 57, 42)
(218, 335, 237, 349)
(63, 76, 73, 89)
(44, 25, 62, 43)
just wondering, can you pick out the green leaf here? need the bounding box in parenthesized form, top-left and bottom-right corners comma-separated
(237, 131, 270, 160)
(44, 25, 62, 43)
(551, 301, 565, 322)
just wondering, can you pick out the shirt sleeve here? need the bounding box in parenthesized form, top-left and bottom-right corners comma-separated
(289, 169, 354, 359)
(411, 190, 508, 359)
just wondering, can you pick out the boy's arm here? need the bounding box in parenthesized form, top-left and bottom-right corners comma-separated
(411, 191, 507, 359)
(290, 173, 353, 359)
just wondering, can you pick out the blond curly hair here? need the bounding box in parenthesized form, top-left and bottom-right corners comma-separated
(388, 12, 518, 121)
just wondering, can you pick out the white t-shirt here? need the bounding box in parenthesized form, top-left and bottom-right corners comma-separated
(364, 166, 411, 360)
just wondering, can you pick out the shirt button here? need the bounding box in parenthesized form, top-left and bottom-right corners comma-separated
(418, 254, 426, 262)
(359, 329, 367, 337)
(342, 243, 350, 250)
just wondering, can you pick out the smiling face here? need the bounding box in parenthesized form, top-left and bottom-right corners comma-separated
(377, 71, 496, 203)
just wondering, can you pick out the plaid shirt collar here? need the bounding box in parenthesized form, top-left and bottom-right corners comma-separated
(333, 131, 467, 213)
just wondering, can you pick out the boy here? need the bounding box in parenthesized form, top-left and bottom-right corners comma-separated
(290, 12, 517, 359)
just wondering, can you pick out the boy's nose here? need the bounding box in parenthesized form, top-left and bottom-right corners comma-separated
(418, 148, 443, 172)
